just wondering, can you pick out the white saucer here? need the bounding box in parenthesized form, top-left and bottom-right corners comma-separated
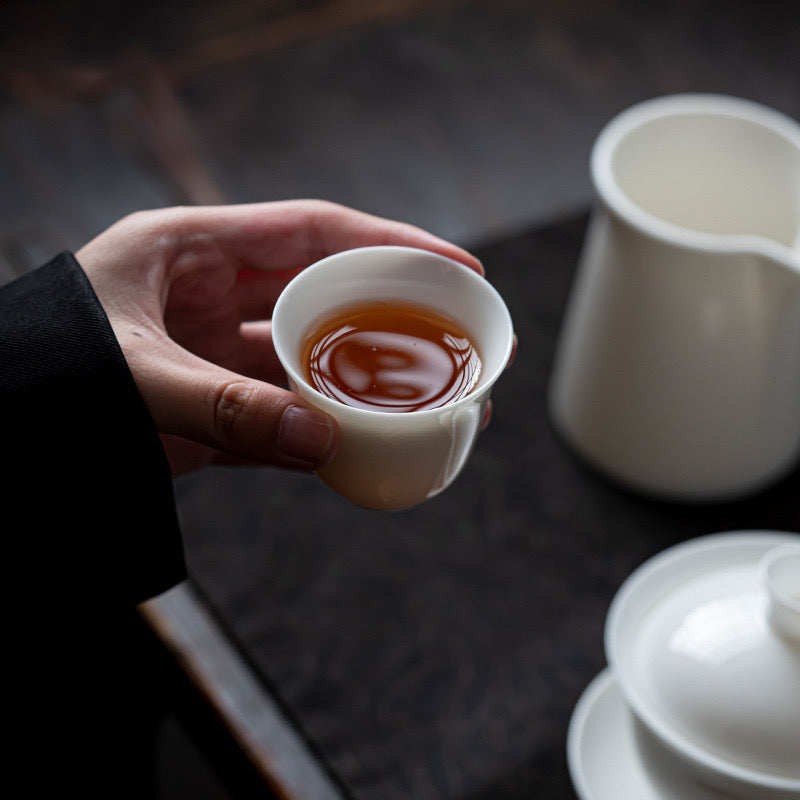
(567, 669, 732, 800)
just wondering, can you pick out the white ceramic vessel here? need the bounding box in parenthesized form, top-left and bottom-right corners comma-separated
(568, 669, 727, 800)
(272, 245, 513, 511)
(603, 531, 800, 799)
(550, 94, 800, 501)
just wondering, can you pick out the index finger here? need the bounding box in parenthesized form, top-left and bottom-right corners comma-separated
(155, 199, 485, 276)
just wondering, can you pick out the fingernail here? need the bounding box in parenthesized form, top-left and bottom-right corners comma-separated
(277, 405, 337, 466)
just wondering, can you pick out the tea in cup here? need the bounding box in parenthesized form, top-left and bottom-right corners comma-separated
(301, 298, 482, 413)
(272, 245, 514, 510)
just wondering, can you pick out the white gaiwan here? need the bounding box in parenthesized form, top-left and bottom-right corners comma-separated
(605, 531, 800, 799)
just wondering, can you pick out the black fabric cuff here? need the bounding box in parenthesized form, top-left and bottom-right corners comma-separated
(0, 251, 186, 608)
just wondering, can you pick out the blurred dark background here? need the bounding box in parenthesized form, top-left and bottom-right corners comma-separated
(2, 0, 798, 280)
(2, 2, 797, 798)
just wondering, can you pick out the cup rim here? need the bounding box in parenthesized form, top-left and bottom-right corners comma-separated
(272, 244, 514, 421)
(591, 93, 800, 259)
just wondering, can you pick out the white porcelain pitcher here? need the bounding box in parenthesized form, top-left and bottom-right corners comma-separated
(549, 94, 800, 501)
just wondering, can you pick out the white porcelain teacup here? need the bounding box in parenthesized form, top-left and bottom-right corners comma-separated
(549, 94, 800, 501)
(272, 245, 513, 511)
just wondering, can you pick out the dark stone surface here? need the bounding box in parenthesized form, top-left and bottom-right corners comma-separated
(176, 212, 800, 800)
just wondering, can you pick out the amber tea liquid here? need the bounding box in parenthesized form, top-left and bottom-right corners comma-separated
(301, 300, 482, 412)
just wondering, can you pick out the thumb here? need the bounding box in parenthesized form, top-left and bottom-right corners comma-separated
(132, 345, 339, 471)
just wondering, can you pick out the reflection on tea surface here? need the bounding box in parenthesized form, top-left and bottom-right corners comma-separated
(302, 299, 482, 412)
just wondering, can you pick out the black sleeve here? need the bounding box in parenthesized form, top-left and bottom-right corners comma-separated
(0, 251, 186, 607)
(2, 252, 189, 792)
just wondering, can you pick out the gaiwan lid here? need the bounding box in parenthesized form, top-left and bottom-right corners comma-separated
(605, 531, 800, 789)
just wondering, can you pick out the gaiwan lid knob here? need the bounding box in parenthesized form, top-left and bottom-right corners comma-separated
(763, 543, 800, 640)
